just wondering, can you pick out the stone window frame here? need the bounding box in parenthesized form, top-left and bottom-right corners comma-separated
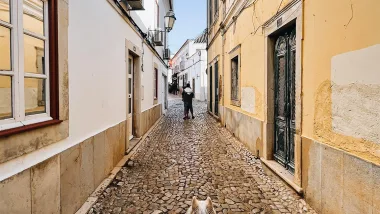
(0, 0, 69, 165)
(0, 0, 62, 136)
(229, 44, 241, 107)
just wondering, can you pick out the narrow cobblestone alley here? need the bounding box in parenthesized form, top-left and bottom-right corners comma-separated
(90, 100, 316, 214)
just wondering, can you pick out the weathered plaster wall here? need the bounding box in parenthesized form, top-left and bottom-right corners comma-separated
(209, 0, 293, 122)
(331, 45, 380, 145)
(241, 87, 256, 114)
(207, 0, 380, 212)
(302, 0, 380, 164)
(223, 107, 263, 154)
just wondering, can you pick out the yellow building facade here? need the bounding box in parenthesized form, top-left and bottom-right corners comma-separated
(207, 0, 380, 212)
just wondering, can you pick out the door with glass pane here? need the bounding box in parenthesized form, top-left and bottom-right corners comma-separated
(274, 27, 296, 174)
(128, 55, 134, 140)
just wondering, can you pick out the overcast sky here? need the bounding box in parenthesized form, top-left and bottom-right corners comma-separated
(168, 0, 207, 54)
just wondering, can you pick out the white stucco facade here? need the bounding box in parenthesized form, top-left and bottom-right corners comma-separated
(172, 33, 208, 101)
(0, 0, 173, 182)
(68, 0, 172, 146)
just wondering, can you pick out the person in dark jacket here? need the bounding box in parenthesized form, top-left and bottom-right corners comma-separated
(182, 83, 195, 120)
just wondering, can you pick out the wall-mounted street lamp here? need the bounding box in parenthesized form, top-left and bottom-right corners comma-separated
(164, 10, 176, 32)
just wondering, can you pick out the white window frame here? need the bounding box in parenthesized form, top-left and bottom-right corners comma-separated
(0, 0, 51, 131)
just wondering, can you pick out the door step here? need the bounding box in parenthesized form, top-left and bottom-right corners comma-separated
(127, 138, 141, 154)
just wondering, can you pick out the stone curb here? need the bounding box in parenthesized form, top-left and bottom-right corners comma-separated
(75, 115, 165, 214)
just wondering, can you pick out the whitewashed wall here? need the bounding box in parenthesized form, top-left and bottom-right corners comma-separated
(134, 0, 171, 59)
(184, 49, 207, 101)
(172, 40, 207, 101)
(0, 0, 170, 183)
(68, 0, 169, 142)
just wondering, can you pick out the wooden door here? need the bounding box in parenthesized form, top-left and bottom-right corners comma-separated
(214, 61, 219, 115)
(209, 66, 213, 112)
(128, 56, 134, 140)
(274, 27, 296, 173)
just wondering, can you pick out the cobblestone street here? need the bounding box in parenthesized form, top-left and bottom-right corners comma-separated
(90, 100, 316, 214)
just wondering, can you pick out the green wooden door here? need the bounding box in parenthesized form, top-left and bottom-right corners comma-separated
(274, 27, 296, 173)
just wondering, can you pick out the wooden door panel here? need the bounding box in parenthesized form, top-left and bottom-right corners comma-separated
(209, 67, 213, 112)
(214, 62, 219, 115)
(274, 27, 296, 174)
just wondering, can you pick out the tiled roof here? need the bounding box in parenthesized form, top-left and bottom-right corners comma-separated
(194, 29, 207, 44)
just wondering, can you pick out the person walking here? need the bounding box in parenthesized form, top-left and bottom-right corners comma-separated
(182, 83, 195, 120)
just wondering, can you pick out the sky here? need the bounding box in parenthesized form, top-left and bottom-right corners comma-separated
(168, 0, 207, 54)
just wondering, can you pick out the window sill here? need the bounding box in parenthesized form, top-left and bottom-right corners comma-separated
(0, 119, 62, 138)
(230, 99, 241, 107)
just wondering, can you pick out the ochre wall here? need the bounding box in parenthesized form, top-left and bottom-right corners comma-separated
(208, 0, 295, 122)
(302, 0, 380, 164)
(209, 0, 380, 165)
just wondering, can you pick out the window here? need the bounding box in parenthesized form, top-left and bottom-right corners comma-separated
(0, 0, 59, 133)
(154, 68, 158, 99)
(231, 56, 240, 104)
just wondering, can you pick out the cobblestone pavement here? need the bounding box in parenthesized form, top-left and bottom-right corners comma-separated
(90, 100, 316, 214)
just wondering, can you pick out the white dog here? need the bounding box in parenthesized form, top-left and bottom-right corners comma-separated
(186, 196, 216, 214)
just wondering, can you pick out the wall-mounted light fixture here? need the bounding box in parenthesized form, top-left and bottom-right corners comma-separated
(164, 10, 176, 32)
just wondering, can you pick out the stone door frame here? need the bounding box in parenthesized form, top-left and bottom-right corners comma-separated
(262, 0, 303, 188)
(125, 39, 142, 150)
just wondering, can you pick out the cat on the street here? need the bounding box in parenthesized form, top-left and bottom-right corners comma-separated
(186, 196, 216, 214)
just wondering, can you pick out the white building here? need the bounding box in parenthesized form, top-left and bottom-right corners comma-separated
(0, 0, 175, 213)
(172, 30, 208, 101)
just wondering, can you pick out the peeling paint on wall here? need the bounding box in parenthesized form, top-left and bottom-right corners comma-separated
(314, 81, 380, 166)
(241, 87, 256, 114)
(331, 44, 380, 144)
(332, 84, 380, 144)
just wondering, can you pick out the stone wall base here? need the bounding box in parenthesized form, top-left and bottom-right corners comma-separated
(302, 137, 380, 213)
(0, 121, 127, 214)
(139, 104, 162, 137)
(220, 106, 263, 155)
